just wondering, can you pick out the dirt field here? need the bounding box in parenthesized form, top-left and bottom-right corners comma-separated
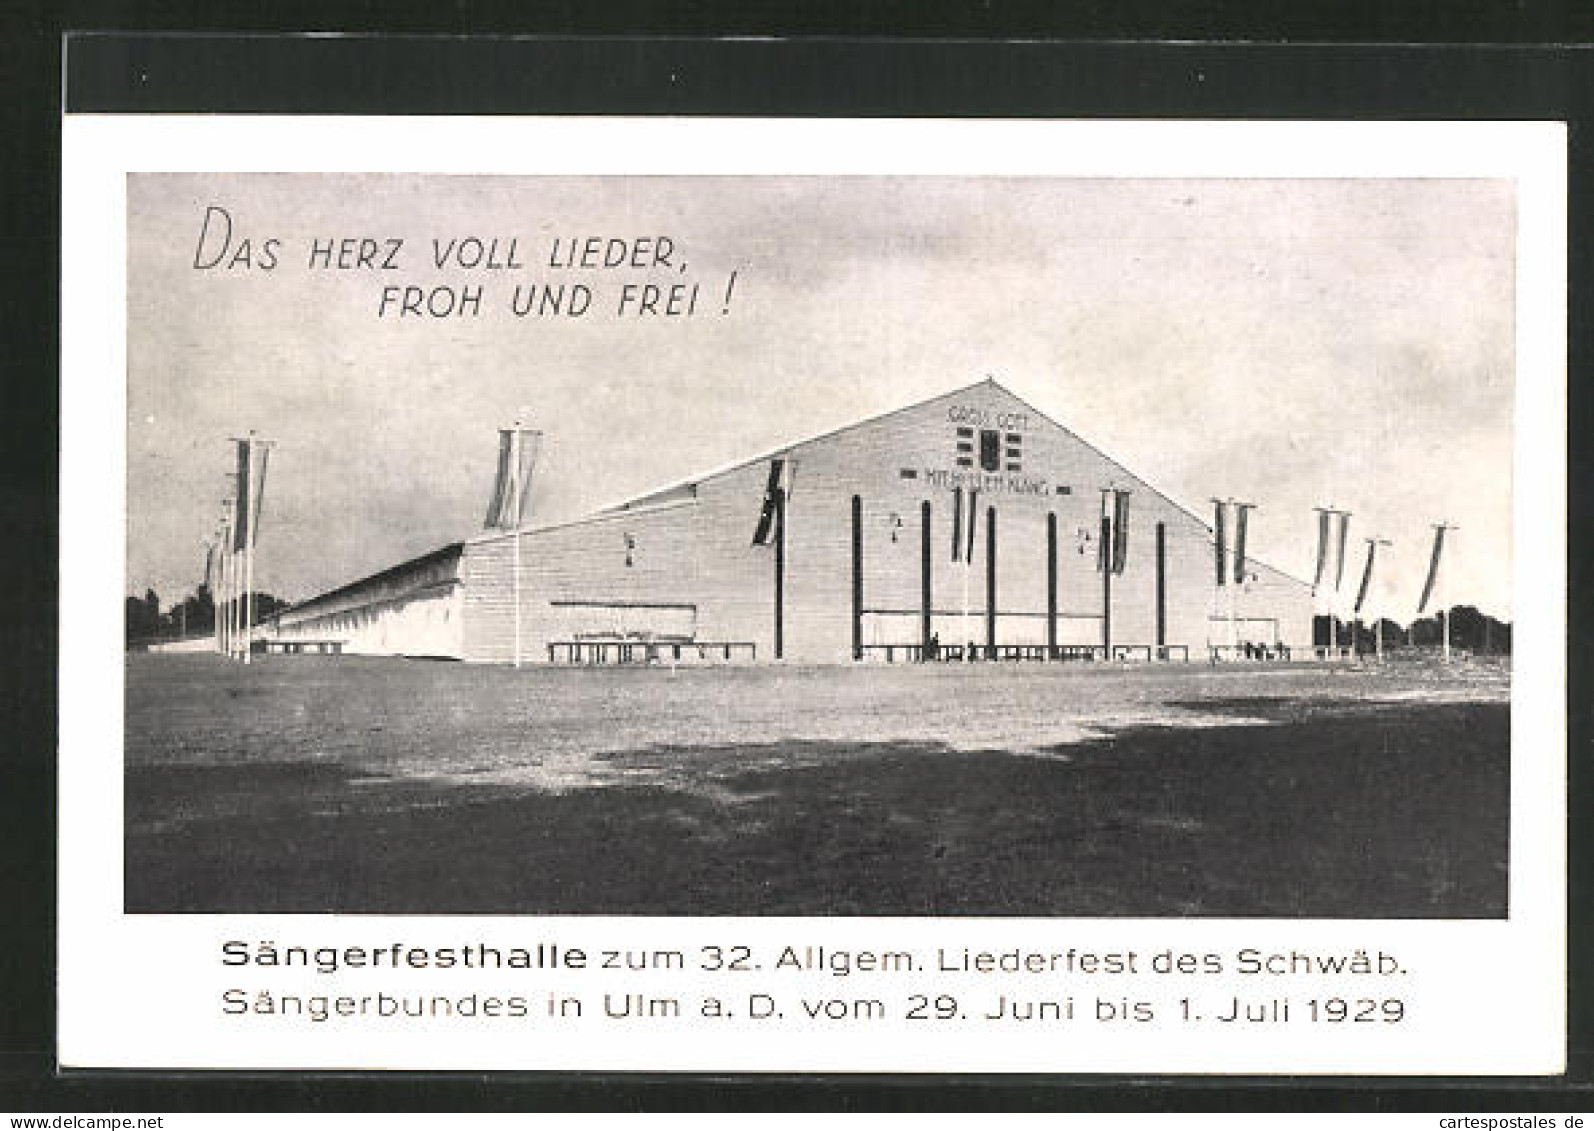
(124, 654, 1509, 916)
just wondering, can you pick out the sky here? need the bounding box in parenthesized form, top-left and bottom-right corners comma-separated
(126, 174, 1516, 621)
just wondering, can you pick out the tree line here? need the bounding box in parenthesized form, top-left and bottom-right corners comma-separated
(1315, 605, 1512, 655)
(125, 584, 288, 645)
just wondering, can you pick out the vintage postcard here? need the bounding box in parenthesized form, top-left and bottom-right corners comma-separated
(59, 116, 1566, 1073)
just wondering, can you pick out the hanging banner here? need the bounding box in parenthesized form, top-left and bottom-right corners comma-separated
(484, 428, 542, 530)
(750, 458, 786, 546)
(1354, 539, 1379, 615)
(513, 429, 541, 527)
(1097, 495, 1111, 573)
(483, 430, 515, 528)
(1334, 510, 1353, 590)
(232, 439, 252, 551)
(950, 485, 963, 562)
(1111, 489, 1131, 574)
(1418, 525, 1448, 614)
(1312, 509, 1331, 591)
(1212, 499, 1228, 587)
(1232, 503, 1250, 584)
(248, 443, 270, 543)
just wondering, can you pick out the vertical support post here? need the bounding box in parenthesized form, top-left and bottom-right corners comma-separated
(985, 506, 997, 655)
(1046, 512, 1058, 656)
(1155, 521, 1167, 652)
(1100, 513, 1112, 656)
(919, 499, 932, 659)
(1441, 525, 1452, 662)
(244, 538, 254, 664)
(773, 486, 785, 660)
(512, 527, 523, 667)
(1229, 564, 1238, 653)
(1441, 599, 1449, 663)
(221, 547, 231, 656)
(850, 494, 863, 661)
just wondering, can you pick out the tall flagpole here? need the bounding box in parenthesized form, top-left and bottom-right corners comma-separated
(228, 531, 236, 658)
(1224, 499, 1237, 652)
(218, 544, 225, 654)
(226, 541, 236, 658)
(1365, 535, 1391, 663)
(221, 497, 234, 659)
(229, 464, 243, 662)
(1441, 528, 1450, 662)
(218, 524, 227, 656)
(1328, 512, 1338, 658)
(1438, 523, 1457, 663)
(243, 435, 254, 665)
(959, 491, 971, 651)
(231, 544, 241, 660)
(1230, 500, 1253, 652)
(211, 537, 220, 655)
(1211, 497, 1226, 660)
(214, 538, 223, 655)
(511, 423, 523, 669)
(1311, 506, 1327, 657)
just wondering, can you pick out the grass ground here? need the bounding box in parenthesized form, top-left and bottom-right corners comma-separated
(124, 654, 1509, 917)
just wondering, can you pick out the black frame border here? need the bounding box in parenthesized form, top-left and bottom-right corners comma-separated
(4, 27, 1588, 1111)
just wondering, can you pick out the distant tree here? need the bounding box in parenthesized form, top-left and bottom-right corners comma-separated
(166, 583, 218, 639)
(125, 588, 163, 642)
(1402, 606, 1510, 655)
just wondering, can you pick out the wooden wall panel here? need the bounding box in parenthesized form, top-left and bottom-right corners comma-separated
(453, 381, 1314, 663)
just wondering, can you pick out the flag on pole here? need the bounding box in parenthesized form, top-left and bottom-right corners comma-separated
(1334, 511, 1352, 589)
(230, 438, 272, 550)
(751, 457, 794, 546)
(1231, 503, 1251, 584)
(249, 443, 270, 542)
(1417, 525, 1448, 615)
(1312, 510, 1331, 592)
(1111, 489, 1131, 575)
(484, 431, 514, 527)
(950, 485, 964, 562)
(484, 428, 542, 530)
(1213, 499, 1228, 587)
(1354, 538, 1379, 616)
(1098, 493, 1112, 573)
(233, 440, 252, 551)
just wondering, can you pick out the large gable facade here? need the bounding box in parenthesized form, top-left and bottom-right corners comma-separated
(442, 379, 1312, 664)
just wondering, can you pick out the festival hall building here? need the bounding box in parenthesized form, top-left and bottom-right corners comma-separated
(265, 379, 1313, 663)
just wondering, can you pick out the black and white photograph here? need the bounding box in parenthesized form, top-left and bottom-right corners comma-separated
(121, 171, 1514, 919)
(52, 113, 1565, 1077)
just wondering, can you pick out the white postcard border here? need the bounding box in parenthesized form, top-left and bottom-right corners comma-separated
(60, 116, 1567, 1074)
